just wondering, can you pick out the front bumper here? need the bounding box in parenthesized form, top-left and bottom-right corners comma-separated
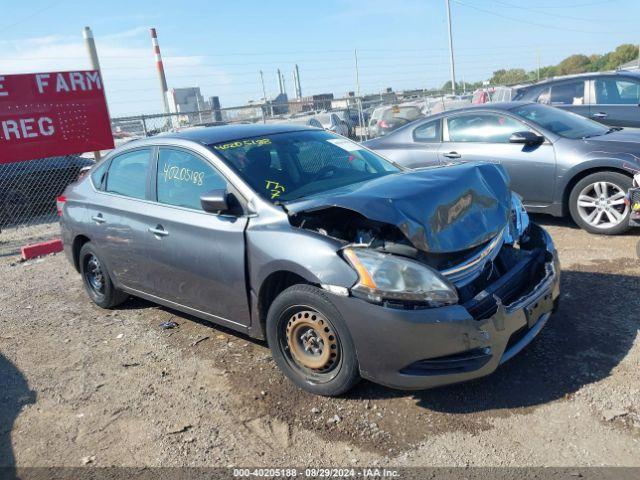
(332, 223, 560, 390)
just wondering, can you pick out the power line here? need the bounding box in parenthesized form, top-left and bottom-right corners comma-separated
(1, 0, 67, 31)
(452, 0, 616, 34)
(486, 0, 630, 23)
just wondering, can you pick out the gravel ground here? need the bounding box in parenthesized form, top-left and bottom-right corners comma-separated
(0, 216, 638, 468)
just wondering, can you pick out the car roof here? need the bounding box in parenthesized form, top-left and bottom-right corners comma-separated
(519, 70, 640, 89)
(159, 123, 316, 144)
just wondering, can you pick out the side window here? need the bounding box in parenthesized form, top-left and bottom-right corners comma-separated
(549, 81, 585, 105)
(447, 114, 529, 143)
(413, 120, 441, 142)
(157, 148, 227, 210)
(536, 87, 551, 104)
(595, 78, 640, 104)
(105, 149, 151, 199)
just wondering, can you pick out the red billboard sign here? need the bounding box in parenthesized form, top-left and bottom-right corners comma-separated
(0, 70, 114, 164)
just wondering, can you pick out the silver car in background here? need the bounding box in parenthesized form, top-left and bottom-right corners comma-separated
(365, 102, 640, 235)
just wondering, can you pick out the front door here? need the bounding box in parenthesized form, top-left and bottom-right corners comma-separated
(439, 112, 557, 205)
(590, 76, 640, 127)
(143, 147, 250, 326)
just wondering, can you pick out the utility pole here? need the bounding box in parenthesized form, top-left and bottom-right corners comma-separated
(259, 70, 269, 122)
(354, 49, 366, 141)
(83, 26, 103, 160)
(150, 28, 171, 116)
(445, 0, 456, 95)
(537, 49, 541, 82)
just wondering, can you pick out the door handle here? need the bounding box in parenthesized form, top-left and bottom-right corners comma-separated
(591, 112, 608, 119)
(443, 151, 461, 159)
(91, 214, 106, 224)
(148, 225, 169, 237)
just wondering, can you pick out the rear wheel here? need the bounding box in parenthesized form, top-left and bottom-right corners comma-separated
(79, 242, 128, 309)
(569, 172, 631, 235)
(266, 284, 360, 396)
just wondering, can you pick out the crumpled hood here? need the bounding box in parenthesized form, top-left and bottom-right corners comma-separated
(285, 162, 512, 253)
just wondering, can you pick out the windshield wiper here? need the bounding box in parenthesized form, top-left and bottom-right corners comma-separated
(604, 127, 623, 134)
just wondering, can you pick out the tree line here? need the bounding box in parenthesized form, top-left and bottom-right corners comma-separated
(438, 43, 639, 94)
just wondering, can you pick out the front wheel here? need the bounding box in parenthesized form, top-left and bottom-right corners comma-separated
(569, 172, 632, 235)
(266, 285, 360, 396)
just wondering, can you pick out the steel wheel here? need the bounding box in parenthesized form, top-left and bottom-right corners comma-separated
(84, 254, 105, 295)
(280, 307, 342, 383)
(576, 181, 629, 230)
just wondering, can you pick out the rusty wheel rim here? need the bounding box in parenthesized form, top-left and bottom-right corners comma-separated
(285, 310, 339, 372)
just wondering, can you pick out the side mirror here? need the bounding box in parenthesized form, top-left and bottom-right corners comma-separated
(509, 131, 544, 146)
(200, 189, 229, 214)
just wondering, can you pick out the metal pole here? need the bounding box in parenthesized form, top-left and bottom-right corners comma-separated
(141, 115, 148, 137)
(445, 0, 456, 95)
(83, 26, 103, 161)
(150, 28, 170, 115)
(260, 70, 269, 122)
(355, 49, 367, 141)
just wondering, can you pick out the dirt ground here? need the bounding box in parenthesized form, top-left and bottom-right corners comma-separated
(0, 215, 639, 469)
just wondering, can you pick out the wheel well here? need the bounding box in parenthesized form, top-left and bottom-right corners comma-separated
(563, 167, 633, 214)
(72, 235, 91, 272)
(258, 271, 310, 338)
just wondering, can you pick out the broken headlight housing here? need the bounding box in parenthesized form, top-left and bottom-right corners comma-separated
(342, 247, 458, 306)
(506, 192, 530, 244)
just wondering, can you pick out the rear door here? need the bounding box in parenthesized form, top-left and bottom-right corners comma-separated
(439, 112, 557, 204)
(87, 147, 156, 291)
(142, 146, 251, 326)
(590, 76, 640, 127)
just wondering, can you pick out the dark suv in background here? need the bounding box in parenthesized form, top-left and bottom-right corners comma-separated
(514, 71, 640, 127)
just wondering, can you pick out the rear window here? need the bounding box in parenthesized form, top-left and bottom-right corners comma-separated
(383, 106, 422, 120)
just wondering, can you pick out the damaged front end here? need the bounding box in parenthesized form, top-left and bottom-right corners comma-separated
(284, 163, 560, 388)
(286, 163, 548, 316)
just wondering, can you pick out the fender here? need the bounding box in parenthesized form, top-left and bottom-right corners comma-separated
(555, 155, 638, 212)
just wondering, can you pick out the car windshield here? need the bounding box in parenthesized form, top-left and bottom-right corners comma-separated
(511, 103, 609, 139)
(209, 130, 400, 203)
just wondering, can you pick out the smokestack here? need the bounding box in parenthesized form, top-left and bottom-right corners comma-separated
(277, 69, 284, 95)
(294, 64, 302, 99)
(150, 27, 170, 114)
(292, 68, 298, 100)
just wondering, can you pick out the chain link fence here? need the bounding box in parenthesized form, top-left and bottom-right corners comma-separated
(0, 155, 94, 257)
(110, 91, 473, 144)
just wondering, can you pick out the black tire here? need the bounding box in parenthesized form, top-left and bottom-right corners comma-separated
(266, 284, 360, 396)
(568, 171, 632, 235)
(79, 242, 128, 309)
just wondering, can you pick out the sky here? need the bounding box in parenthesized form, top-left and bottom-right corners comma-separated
(2, 0, 640, 117)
